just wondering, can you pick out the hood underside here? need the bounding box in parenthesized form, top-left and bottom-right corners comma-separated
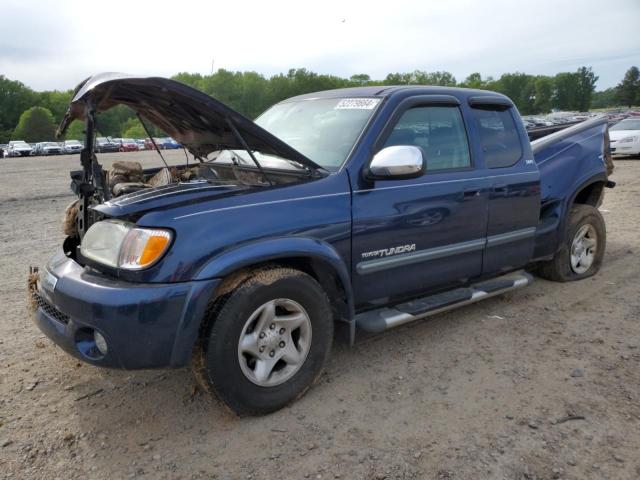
(57, 72, 323, 171)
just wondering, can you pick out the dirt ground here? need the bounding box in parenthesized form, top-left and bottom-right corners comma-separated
(1, 151, 639, 480)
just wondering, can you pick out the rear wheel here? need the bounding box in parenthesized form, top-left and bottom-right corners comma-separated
(537, 204, 606, 282)
(195, 267, 333, 415)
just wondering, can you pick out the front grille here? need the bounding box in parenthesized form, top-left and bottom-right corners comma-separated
(33, 291, 69, 324)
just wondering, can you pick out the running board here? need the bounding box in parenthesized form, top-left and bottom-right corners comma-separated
(355, 271, 533, 334)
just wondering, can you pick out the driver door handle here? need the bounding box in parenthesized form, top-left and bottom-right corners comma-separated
(463, 188, 480, 199)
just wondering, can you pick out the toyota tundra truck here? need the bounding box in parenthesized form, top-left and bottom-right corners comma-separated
(31, 73, 614, 415)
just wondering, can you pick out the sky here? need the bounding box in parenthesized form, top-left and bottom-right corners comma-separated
(1, 0, 639, 92)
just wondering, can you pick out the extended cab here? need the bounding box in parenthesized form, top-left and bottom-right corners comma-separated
(32, 74, 613, 415)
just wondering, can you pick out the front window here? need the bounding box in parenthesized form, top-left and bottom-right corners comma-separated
(384, 106, 471, 171)
(611, 119, 640, 131)
(255, 97, 380, 171)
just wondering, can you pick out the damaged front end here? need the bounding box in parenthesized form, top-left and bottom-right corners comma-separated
(56, 73, 325, 256)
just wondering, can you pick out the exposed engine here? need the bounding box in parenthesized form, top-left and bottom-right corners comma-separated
(106, 161, 220, 197)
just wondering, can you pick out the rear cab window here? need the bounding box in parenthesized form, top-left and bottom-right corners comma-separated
(384, 106, 471, 172)
(470, 107, 522, 168)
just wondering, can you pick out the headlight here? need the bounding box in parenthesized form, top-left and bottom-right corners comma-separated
(81, 220, 172, 270)
(618, 137, 636, 143)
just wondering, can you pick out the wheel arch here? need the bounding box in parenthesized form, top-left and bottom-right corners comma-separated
(571, 177, 606, 208)
(194, 237, 355, 343)
(552, 173, 607, 255)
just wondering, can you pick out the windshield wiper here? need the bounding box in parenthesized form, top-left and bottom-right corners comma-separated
(225, 118, 274, 186)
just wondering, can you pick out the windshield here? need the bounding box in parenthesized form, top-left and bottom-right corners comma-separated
(13, 142, 30, 147)
(255, 97, 380, 170)
(65, 140, 81, 145)
(611, 119, 640, 131)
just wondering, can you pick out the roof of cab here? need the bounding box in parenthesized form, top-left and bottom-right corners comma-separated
(283, 85, 512, 103)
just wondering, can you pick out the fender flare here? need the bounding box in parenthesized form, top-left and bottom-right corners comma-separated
(194, 236, 355, 320)
(554, 172, 607, 253)
(567, 172, 607, 207)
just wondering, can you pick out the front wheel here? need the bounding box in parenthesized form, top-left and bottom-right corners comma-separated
(195, 267, 333, 415)
(537, 204, 606, 282)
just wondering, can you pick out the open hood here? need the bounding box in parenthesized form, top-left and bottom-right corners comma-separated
(56, 72, 324, 172)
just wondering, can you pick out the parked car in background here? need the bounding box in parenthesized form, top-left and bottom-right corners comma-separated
(34, 142, 64, 156)
(143, 137, 165, 150)
(95, 137, 120, 153)
(64, 140, 83, 154)
(157, 137, 181, 149)
(609, 118, 640, 156)
(135, 139, 146, 150)
(118, 138, 139, 152)
(0, 144, 7, 158)
(6, 140, 34, 157)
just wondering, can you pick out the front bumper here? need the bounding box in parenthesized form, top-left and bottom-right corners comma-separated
(14, 150, 33, 157)
(33, 249, 220, 369)
(610, 141, 640, 155)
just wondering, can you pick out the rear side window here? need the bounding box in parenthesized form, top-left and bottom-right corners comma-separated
(471, 108, 522, 168)
(384, 106, 471, 172)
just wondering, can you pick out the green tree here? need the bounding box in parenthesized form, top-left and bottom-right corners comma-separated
(237, 71, 271, 118)
(383, 72, 410, 84)
(591, 88, 618, 109)
(350, 74, 371, 85)
(615, 66, 640, 107)
(64, 120, 85, 141)
(123, 125, 146, 138)
(12, 106, 56, 142)
(96, 105, 137, 137)
(425, 71, 457, 86)
(494, 73, 536, 114)
(553, 72, 580, 110)
(0, 75, 35, 142)
(382, 70, 456, 86)
(172, 72, 204, 90)
(575, 66, 598, 111)
(37, 90, 73, 124)
(461, 72, 486, 89)
(533, 76, 554, 113)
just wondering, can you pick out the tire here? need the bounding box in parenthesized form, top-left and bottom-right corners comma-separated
(196, 267, 333, 415)
(537, 204, 606, 282)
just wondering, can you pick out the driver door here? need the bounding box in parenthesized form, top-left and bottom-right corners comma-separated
(351, 100, 490, 308)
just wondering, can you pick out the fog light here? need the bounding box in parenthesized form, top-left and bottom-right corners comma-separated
(94, 331, 108, 355)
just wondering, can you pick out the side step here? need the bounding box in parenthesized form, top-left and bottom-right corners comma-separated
(355, 271, 533, 334)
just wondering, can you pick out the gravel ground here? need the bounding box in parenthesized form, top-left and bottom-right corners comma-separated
(1, 152, 639, 480)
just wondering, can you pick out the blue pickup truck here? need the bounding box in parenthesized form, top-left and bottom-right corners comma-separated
(32, 73, 614, 415)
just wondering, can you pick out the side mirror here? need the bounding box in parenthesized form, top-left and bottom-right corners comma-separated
(366, 145, 426, 180)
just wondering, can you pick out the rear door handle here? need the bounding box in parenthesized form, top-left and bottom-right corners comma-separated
(463, 188, 480, 199)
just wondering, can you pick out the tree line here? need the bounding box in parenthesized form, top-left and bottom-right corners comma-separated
(1, 65, 639, 144)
